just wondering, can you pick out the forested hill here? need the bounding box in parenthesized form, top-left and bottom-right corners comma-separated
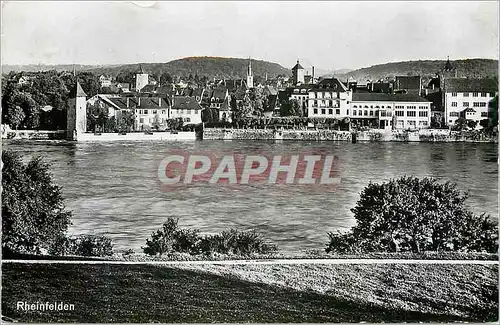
(333, 59, 498, 81)
(3, 57, 291, 79)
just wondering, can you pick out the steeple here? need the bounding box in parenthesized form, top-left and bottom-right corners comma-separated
(71, 81, 87, 98)
(444, 56, 454, 71)
(246, 57, 254, 89)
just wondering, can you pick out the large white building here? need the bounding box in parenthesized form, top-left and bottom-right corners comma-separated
(443, 78, 497, 126)
(307, 78, 352, 118)
(351, 93, 432, 130)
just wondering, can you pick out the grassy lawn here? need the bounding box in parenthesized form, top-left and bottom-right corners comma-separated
(2, 263, 497, 323)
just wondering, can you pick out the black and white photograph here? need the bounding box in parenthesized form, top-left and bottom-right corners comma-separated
(1, 1, 499, 323)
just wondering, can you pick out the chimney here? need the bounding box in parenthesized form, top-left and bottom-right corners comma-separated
(126, 97, 129, 108)
(312, 66, 315, 82)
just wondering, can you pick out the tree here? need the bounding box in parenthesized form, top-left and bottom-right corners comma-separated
(467, 120, 478, 129)
(2, 150, 72, 255)
(326, 177, 498, 254)
(452, 117, 468, 131)
(7, 105, 25, 130)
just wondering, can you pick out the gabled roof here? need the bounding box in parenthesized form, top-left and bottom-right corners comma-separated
(212, 87, 228, 101)
(107, 96, 169, 109)
(292, 60, 304, 70)
(352, 93, 431, 103)
(172, 96, 202, 110)
(140, 84, 157, 93)
(71, 81, 87, 98)
(219, 97, 231, 111)
(310, 78, 348, 92)
(444, 78, 498, 93)
(463, 107, 476, 113)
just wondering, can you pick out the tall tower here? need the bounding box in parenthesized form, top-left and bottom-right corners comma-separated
(135, 65, 149, 92)
(292, 59, 305, 85)
(246, 58, 254, 89)
(67, 81, 87, 141)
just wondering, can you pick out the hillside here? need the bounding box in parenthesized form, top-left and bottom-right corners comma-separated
(3, 57, 291, 79)
(334, 59, 498, 81)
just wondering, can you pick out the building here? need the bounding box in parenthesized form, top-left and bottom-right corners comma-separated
(289, 85, 314, 116)
(209, 87, 230, 110)
(307, 78, 352, 118)
(135, 65, 149, 92)
(246, 59, 254, 89)
(394, 76, 421, 95)
(67, 81, 87, 140)
(99, 75, 112, 88)
(351, 93, 432, 129)
(171, 96, 203, 124)
(291, 59, 305, 85)
(443, 78, 498, 126)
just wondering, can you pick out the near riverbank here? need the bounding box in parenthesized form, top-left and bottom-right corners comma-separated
(203, 127, 498, 142)
(2, 262, 497, 323)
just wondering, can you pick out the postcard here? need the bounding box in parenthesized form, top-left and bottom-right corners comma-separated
(1, 1, 498, 323)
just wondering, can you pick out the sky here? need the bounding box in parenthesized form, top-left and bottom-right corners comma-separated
(2, 1, 499, 71)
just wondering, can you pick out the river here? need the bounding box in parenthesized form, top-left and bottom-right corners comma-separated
(4, 140, 498, 253)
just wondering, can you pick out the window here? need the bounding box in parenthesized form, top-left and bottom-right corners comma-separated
(419, 106, 427, 110)
(464, 92, 469, 97)
(463, 102, 469, 107)
(450, 112, 459, 117)
(346, 109, 349, 115)
(353, 105, 358, 108)
(329, 100, 333, 107)
(481, 112, 488, 117)
(369, 110, 374, 116)
(395, 105, 404, 109)
(395, 111, 404, 117)
(419, 111, 428, 117)
(481, 92, 487, 97)
(451, 92, 457, 97)
(451, 102, 457, 107)
(328, 109, 333, 114)
(314, 100, 318, 106)
(336, 109, 340, 115)
(419, 121, 428, 126)
(364, 105, 369, 108)
(408, 121, 416, 127)
(314, 108, 318, 114)
(490, 92, 496, 97)
(321, 109, 326, 114)
(407, 105, 416, 109)
(358, 110, 362, 115)
(407, 111, 416, 117)
(353, 110, 357, 116)
(473, 92, 478, 97)
(479, 102, 487, 107)
(162, 110, 166, 115)
(185, 118, 191, 122)
(144, 109, 148, 114)
(380, 111, 386, 117)
(473, 102, 480, 107)
(364, 110, 368, 116)
(140, 118, 144, 123)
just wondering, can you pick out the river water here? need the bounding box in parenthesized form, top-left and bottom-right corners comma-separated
(4, 140, 498, 253)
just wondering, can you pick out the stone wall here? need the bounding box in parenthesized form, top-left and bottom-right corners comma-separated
(203, 128, 497, 143)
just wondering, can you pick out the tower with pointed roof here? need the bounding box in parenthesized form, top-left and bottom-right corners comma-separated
(292, 59, 305, 85)
(67, 80, 87, 140)
(135, 64, 149, 92)
(246, 58, 254, 89)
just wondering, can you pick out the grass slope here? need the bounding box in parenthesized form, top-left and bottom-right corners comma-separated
(2, 263, 497, 323)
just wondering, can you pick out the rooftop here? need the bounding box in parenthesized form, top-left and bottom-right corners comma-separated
(352, 93, 431, 103)
(445, 78, 498, 93)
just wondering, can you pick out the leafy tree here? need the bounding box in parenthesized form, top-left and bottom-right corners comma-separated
(2, 150, 72, 255)
(326, 177, 498, 254)
(143, 218, 200, 256)
(7, 105, 25, 130)
(452, 117, 468, 131)
(467, 120, 478, 129)
(280, 98, 302, 117)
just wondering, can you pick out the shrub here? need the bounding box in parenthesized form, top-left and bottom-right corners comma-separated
(2, 150, 72, 255)
(326, 176, 498, 254)
(49, 234, 114, 257)
(142, 218, 200, 256)
(198, 229, 278, 256)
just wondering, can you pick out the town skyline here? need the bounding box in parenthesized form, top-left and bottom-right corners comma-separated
(2, 1, 498, 69)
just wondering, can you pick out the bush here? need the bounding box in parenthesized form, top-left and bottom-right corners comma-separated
(143, 218, 278, 257)
(198, 229, 278, 256)
(142, 218, 200, 256)
(2, 150, 72, 255)
(49, 234, 114, 257)
(326, 176, 498, 254)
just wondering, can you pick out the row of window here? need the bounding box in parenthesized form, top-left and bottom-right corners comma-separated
(396, 120, 428, 127)
(450, 112, 489, 117)
(137, 109, 167, 115)
(171, 109, 199, 115)
(451, 92, 494, 97)
(451, 102, 487, 107)
(138, 117, 193, 124)
(311, 92, 340, 99)
(311, 100, 340, 107)
(394, 111, 429, 117)
(313, 108, 341, 115)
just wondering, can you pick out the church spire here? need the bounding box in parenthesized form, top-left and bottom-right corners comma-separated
(246, 57, 254, 89)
